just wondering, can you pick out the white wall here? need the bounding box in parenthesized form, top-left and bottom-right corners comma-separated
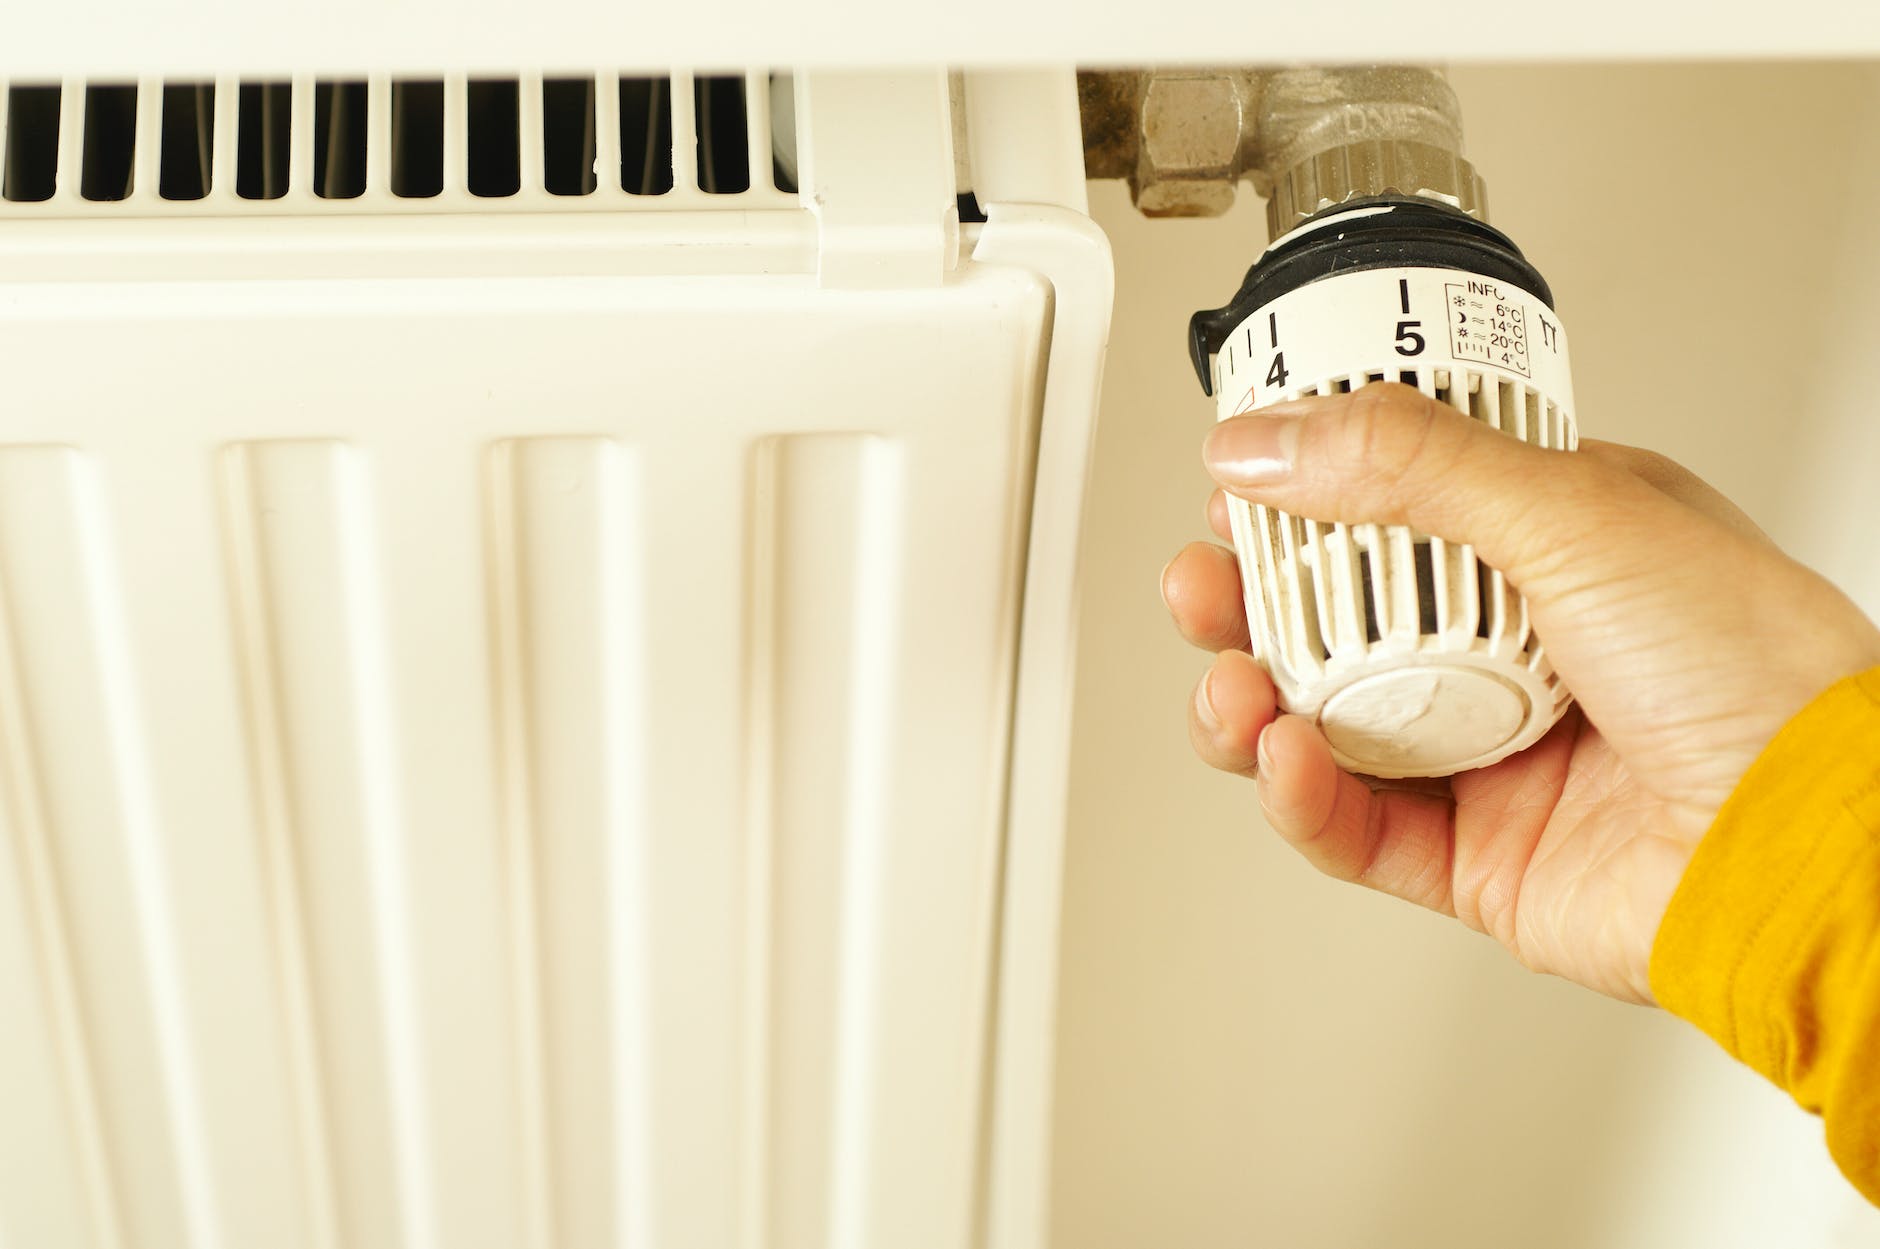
(1052, 62, 1880, 1248)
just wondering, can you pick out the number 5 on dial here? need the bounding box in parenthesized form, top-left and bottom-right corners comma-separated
(1394, 279, 1426, 356)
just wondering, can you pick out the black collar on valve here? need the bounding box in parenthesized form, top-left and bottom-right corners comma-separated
(1187, 195, 1557, 396)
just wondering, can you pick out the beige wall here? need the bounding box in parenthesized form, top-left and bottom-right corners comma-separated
(1052, 63, 1880, 1248)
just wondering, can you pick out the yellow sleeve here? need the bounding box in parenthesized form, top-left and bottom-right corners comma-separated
(1650, 665, 1880, 1204)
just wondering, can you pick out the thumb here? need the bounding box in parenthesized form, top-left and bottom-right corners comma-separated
(1203, 382, 1675, 594)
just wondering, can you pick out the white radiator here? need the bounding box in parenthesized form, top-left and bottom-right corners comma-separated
(0, 67, 1112, 1249)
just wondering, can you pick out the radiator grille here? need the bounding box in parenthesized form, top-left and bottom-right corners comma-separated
(0, 72, 797, 216)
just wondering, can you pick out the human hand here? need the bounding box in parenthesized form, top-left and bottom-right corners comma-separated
(1162, 383, 1880, 1003)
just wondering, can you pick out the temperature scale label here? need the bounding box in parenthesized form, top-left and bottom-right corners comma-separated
(1210, 267, 1574, 420)
(1446, 280, 1529, 377)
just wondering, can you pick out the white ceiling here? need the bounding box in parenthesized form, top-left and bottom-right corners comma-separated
(3, 0, 1876, 77)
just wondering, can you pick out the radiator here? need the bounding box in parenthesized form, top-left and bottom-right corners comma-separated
(0, 67, 1112, 1249)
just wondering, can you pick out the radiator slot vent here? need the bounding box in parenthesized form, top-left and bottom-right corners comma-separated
(770, 74, 799, 195)
(3, 84, 61, 202)
(467, 78, 521, 198)
(541, 77, 595, 197)
(390, 80, 444, 199)
(620, 76, 674, 196)
(694, 74, 749, 194)
(313, 80, 367, 200)
(236, 81, 290, 200)
(80, 83, 136, 200)
(159, 84, 214, 201)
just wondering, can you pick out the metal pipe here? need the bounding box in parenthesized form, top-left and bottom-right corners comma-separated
(1078, 65, 1486, 232)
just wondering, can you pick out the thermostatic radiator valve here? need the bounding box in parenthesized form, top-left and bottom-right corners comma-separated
(1187, 195, 1577, 778)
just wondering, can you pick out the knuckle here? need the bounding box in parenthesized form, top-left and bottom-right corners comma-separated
(1335, 382, 1451, 500)
(1558, 443, 1637, 502)
(1591, 441, 1692, 491)
(1624, 446, 1682, 482)
(1498, 452, 1637, 586)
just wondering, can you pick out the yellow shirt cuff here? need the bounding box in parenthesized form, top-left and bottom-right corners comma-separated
(1649, 664, 1880, 1204)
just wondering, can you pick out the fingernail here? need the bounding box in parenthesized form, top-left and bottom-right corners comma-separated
(1158, 555, 1175, 607)
(1205, 416, 1300, 485)
(1195, 667, 1222, 734)
(1256, 725, 1276, 772)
